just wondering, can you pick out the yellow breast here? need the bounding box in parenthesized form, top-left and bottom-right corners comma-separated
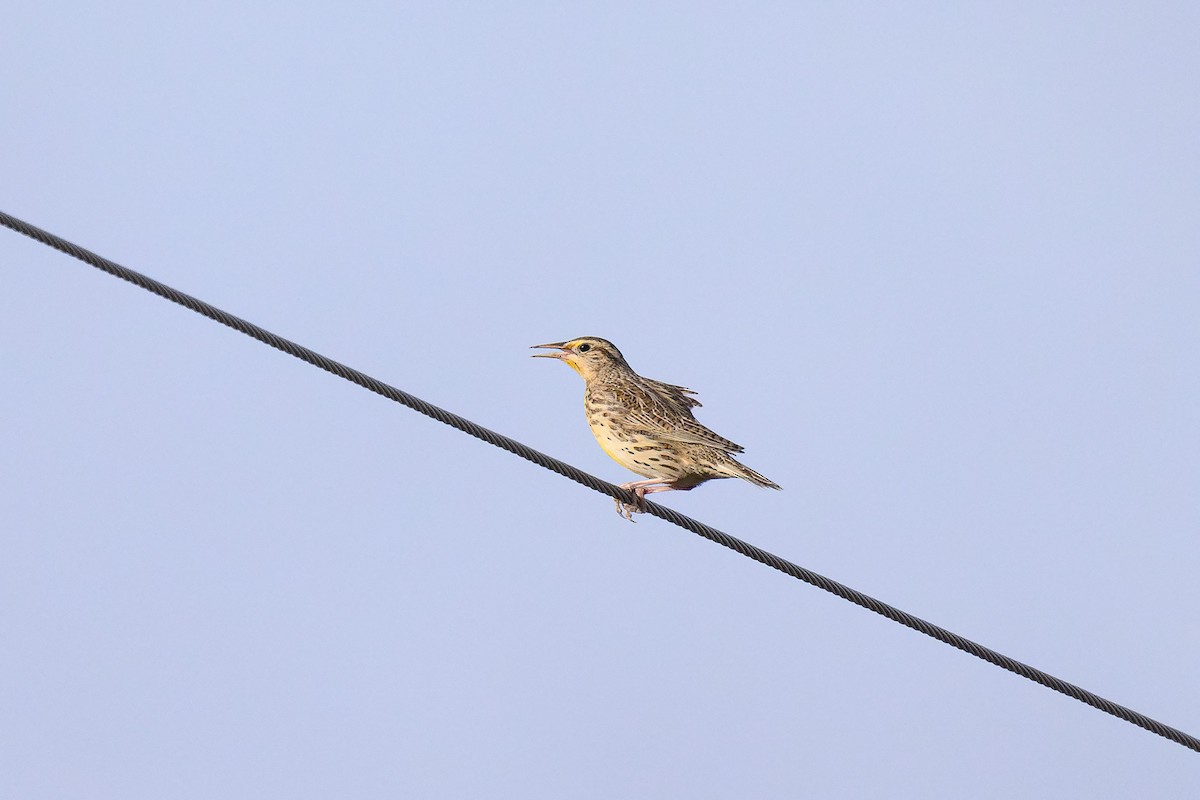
(586, 413, 679, 480)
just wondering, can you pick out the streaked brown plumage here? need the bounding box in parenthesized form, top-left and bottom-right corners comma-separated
(532, 336, 780, 520)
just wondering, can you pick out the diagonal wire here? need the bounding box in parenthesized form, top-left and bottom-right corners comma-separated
(3, 208, 1198, 754)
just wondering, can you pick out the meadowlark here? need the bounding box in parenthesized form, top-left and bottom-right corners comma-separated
(532, 337, 780, 520)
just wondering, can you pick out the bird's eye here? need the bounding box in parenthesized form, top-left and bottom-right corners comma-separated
(577, 343, 592, 352)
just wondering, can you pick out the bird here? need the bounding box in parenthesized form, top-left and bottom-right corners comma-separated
(531, 336, 780, 520)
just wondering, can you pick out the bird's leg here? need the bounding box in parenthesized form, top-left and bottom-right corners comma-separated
(639, 484, 681, 497)
(615, 479, 677, 520)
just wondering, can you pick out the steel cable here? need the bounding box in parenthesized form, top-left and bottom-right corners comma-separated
(3, 208, 1197, 753)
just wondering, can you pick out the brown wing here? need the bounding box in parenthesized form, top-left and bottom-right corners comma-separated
(608, 377, 745, 454)
(641, 378, 702, 409)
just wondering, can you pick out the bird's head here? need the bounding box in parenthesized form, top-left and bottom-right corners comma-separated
(531, 337, 629, 380)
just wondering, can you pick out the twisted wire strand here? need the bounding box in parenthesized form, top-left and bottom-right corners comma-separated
(3, 208, 1197, 753)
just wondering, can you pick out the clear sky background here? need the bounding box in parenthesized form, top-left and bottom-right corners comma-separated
(3, 3, 1198, 797)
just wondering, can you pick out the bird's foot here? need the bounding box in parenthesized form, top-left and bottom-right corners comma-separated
(613, 497, 640, 522)
(614, 483, 652, 522)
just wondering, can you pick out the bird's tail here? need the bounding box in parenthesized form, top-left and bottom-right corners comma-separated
(728, 458, 781, 490)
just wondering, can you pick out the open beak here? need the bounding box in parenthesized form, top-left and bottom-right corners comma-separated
(530, 341, 570, 359)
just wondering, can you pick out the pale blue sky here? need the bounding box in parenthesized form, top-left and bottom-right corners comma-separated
(3, 3, 1198, 797)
